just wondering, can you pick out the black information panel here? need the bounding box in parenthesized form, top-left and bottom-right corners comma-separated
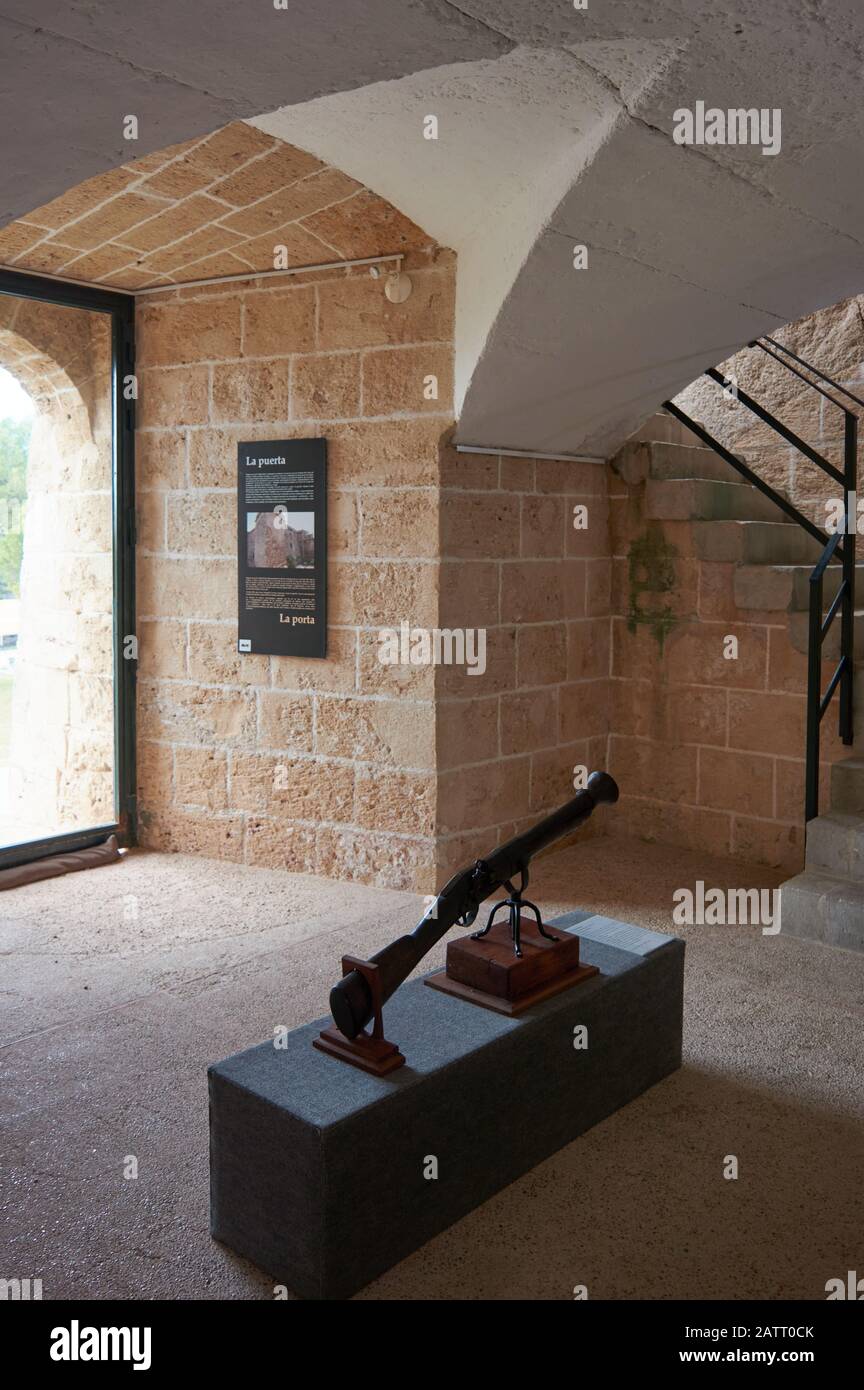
(237, 437, 327, 658)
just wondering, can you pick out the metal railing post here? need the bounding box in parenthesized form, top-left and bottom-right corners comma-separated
(840, 410, 856, 746)
(806, 571, 824, 822)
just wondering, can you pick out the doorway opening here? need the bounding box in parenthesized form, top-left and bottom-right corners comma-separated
(0, 271, 135, 869)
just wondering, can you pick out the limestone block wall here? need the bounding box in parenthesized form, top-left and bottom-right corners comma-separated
(0, 297, 114, 843)
(134, 248, 864, 891)
(625, 293, 864, 872)
(135, 248, 455, 891)
(675, 295, 864, 522)
(435, 448, 611, 879)
(606, 435, 845, 875)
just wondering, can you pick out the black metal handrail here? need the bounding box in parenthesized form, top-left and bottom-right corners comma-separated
(663, 336, 857, 824)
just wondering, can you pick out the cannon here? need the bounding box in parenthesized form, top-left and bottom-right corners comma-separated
(314, 771, 619, 1075)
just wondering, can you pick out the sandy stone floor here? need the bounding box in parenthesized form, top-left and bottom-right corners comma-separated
(1, 834, 862, 1301)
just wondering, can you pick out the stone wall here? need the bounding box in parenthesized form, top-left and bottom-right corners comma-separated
(594, 294, 864, 876)
(675, 295, 864, 522)
(134, 248, 455, 891)
(135, 252, 621, 891)
(435, 448, 611, 879)
(606, 464, 814, 874)
(0, 296, 114, 843)
(133, 261, 864, 891)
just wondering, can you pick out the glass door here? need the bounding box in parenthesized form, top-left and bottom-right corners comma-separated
(0, 271, 135, 868)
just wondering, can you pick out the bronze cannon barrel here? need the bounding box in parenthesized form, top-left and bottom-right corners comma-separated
(329, 770, 619, 1040)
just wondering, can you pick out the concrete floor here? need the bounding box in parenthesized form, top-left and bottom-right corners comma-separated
(1, 833, 862, 1301)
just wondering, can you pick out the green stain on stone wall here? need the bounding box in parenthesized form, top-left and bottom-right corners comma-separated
(626, 523, 679, 649)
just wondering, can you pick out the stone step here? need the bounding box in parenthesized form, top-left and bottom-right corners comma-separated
(789, 565, 864, 613)
(647, 442, 740, 483)
(693, 520, 823, 565)
(614, 439, 737, 485)
(627, 411, 704, 448)
(646, 477, 785, 524)
(734, 563, 853, 613)
(805, 811, 864, 881)
(830, 756, 864, 813)
(787, 609, 864, 658)
(779, 868, 864, 951)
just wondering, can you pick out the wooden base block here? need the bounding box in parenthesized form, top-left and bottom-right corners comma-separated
(425, 914, 599, 1015)
(424, 961, 598, 1015)
(313, 1025, 405, 1076)
(445, 914, 595, 1001)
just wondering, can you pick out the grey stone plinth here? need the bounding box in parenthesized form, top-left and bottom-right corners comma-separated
(208, 912, 684, 1299)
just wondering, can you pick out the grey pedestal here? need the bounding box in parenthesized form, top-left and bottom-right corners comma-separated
(209, 911, 684, 1299)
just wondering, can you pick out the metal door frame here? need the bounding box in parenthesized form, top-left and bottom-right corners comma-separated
(0, 268, 136, 869)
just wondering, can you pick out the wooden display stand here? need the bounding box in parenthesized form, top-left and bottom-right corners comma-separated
(426, 913, 598, 1016)
(316, 879, 600, 1071)
(313, 956, 405, 1076)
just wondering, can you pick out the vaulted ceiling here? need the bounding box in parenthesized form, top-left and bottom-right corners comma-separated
(4, 1, 864, 457)
(0, 122, 431, 290)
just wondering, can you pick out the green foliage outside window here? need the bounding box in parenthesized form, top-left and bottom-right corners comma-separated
(0, 417, 30, 598)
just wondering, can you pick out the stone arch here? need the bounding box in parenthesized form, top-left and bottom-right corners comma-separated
(0, 295, 114, 843)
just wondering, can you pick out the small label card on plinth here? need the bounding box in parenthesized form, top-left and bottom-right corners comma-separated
(237, 438, 327, 658)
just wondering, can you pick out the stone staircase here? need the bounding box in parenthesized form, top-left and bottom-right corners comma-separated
(779, 803, 864, 948)
(620, 437, 822, 557)
(618, 412, 830, 607)
(780, 721, 864, 950)
(621, 412, 864, 951)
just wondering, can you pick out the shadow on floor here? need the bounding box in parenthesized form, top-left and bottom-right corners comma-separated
(1, 838, 862, 1300)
